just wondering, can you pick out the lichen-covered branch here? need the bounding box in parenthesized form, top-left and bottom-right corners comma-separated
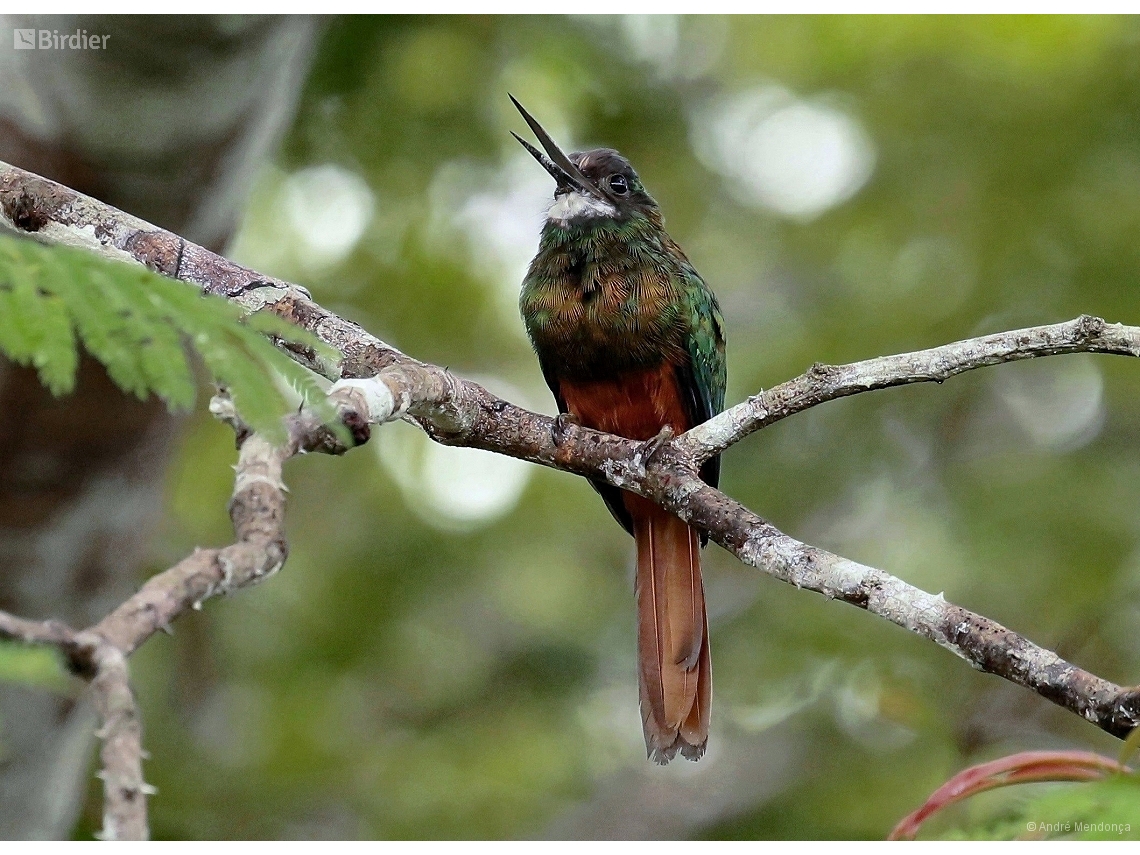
(1, 159, 1139, 835)
(673, 314, 1140, 465)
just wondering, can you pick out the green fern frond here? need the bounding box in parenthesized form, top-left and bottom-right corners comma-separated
(0, 232, 341, 438)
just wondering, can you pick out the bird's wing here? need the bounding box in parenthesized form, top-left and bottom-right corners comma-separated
(675, 267, 727, 493)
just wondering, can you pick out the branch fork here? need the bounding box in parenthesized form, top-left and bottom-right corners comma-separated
(3, 159, 1140, 838)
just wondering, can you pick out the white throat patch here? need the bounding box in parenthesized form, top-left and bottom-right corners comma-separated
(547, 191, 617, 225)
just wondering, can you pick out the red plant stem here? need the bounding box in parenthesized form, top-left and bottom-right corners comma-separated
(889, 750, 1130, 840)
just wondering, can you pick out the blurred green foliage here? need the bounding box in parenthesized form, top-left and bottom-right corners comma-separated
(0, 642, 72, 769)
(0, 642, 68, 694)
(56, 15, 1140, 839)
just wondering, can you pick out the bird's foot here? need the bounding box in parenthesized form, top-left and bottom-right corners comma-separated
(551, 412, 580, 447)
(639, 425, 675, 466)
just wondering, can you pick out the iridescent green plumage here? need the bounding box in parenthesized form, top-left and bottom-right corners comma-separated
(520, 152, 727, 505)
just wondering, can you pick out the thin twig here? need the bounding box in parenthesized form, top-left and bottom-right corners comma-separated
(673, 314, 1140, 464)
(0, 612, 76, 647)
(84, 637, 149, 841)
(0, 617, 149, 839)
(0, 395, 364, 838)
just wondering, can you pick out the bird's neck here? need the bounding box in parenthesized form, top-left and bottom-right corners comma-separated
(537, 208, 663, 254)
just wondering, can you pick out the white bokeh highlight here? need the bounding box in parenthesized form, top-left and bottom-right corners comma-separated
(621, 15, 680, 72)
(457, 154, 551, 292)
(693, 86, 876, 221)
(614, 15, 726, 81)
(995, 355, 1105, 451)
(284, 163, 375, 268)
(376, 374, 534, 531)
(426, 153, 554, 342)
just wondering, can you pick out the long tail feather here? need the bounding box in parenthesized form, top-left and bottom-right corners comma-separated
(630, 495, 710, 764)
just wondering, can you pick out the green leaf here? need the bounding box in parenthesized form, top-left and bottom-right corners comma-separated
(0, 232, 338, 437)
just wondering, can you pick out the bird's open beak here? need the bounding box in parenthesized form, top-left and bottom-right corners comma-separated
(509, 94, 613, 202)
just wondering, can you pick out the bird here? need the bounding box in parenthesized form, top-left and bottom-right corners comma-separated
(512, 95, 727, 763)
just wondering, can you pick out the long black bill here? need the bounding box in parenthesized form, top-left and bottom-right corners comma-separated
(510, 131, 580, 193)
(509, 94, 610, 200)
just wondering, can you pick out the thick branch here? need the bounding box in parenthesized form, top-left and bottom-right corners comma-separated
(6, 159, 1140, 473)
(333, 369, 1140, 739)
(665, 477, 1140, 738)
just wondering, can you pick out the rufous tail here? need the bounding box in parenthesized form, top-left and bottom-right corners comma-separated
(629, 495, 711, 764)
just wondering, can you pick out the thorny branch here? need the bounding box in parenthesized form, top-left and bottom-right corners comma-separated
(0, 612, 148, 840)
(1, 160, 1140, 836)
(0, 390, 362, 839)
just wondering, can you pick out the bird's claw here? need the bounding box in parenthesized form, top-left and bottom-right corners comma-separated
(639, 425, 675, 465)
(551, 412, 580, 446)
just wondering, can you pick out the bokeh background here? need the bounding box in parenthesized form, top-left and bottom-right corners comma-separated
(7, 14, 1140, 840)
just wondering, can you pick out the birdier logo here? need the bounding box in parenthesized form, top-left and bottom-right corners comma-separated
(12, 28, 110, 50)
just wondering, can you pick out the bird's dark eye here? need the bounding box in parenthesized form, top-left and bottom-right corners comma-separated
(609, 174, 629, 195)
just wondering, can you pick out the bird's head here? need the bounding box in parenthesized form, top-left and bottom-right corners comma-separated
(509, 95, 659, 227)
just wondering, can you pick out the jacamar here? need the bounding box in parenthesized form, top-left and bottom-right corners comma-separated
(512, 96, 727, 763)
